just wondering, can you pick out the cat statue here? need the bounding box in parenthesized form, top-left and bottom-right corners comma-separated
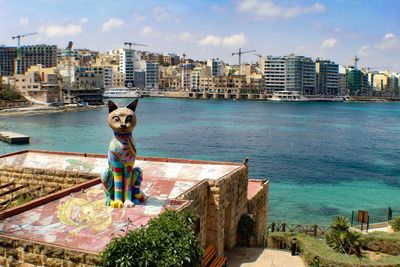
(101, 99, 146, 208)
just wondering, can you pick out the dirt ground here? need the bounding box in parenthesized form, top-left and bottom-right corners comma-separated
(226, 247, 307, 267)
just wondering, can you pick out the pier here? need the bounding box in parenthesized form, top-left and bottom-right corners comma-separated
(0, 131, 30, 144)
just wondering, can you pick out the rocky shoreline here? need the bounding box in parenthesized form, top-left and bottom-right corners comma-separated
(0, 104, 105, 117)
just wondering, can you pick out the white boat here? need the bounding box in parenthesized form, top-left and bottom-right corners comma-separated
(103, 88, 141, 98)
(268, 91, 309, 102)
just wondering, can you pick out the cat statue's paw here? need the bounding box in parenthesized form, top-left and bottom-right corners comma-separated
(123, 200, 135, 208)
(110, 200, 123, 208)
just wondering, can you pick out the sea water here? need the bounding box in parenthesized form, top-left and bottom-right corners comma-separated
(0, 98, 399, 224)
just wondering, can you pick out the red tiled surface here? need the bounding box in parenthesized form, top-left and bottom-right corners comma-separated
(247, 179, 264, 199)
(0, 150, 242, 253)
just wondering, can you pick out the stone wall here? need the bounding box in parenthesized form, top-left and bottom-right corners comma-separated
(206, 166, 249, 256)
(0, 165, 98, 190)
(179, 180, 209, 247)
(0, 235, 100, 266)
(247, 180, 269, 246)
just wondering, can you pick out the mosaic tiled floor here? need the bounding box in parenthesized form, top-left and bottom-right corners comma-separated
(0, 150, 243, 253)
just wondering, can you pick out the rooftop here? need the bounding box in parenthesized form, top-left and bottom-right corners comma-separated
(0, 150, 243, 253)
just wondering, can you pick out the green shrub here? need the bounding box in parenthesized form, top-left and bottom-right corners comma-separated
(101, 211, 203, 267)
(325, 216, 361, 255)
(0, 85, 23, 101)
(389, 217, 400, 232)
(237, 214, 256, 246)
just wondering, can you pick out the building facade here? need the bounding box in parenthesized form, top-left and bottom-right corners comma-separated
(315, 59, 339, 95)
(14, 65, 61, 103)
(207, 58, 224, 77)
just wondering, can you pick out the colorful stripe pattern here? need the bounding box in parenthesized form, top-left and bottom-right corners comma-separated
(102, 132, 145, 207)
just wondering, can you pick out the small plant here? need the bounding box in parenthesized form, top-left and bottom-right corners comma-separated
(101, 210, 203, 267)
(389, 217, 400, 232)
(325, 216, 361, 256)
(237, 214, 256, 246)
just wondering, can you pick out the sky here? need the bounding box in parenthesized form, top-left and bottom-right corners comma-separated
(0, 0, 399, 71)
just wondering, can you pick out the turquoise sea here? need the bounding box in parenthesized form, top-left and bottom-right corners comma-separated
(1, 98, 399, 224)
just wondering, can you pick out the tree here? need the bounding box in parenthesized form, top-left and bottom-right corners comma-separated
(325, 216, 361, 256)
(101, 210, 203, 267)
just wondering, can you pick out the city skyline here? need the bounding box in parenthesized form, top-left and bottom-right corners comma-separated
(0, 0, 399, 71)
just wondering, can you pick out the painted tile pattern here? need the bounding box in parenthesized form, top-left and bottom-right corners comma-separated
(0, 151, 241, 253)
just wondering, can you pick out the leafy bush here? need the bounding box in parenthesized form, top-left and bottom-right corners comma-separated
(390, 217, 400, 232)
(101, 210, 203, 267)
(325, 216, 361, 255)
(0, 85, 23, 101)
(237, 214, 256, 246)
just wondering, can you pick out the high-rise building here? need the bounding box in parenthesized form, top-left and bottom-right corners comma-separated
(0, 46, 17, 76)
(315, 59, 339, 95)
(207, 58, 224, 76)
(14, 45, 57, 75)
(117, 48, 141, 88)
(261, 55, 315, 94)
(145, 61, 159, 88)
(346, 68, 362, 96)
(260, 56, 286, 93)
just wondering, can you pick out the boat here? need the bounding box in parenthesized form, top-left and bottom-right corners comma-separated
(268, 91, 347, 102)
(268, 91, 309, 102)
(103, 88, 142, 98)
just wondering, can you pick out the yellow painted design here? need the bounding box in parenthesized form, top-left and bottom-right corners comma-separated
(57, 188, 113, 234)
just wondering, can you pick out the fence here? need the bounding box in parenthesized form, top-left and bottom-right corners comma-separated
(350, 207, 400, 232)
(266, 222, 331, 239)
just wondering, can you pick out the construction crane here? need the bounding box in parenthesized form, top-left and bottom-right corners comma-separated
(232, 48, 256, 75)
(254, 53, 263, 58)
(124, 42, 148, 50)
(351, 55, 360, 70)
(12, 32, 38, 46)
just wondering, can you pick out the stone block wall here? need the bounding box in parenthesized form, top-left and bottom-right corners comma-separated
(247, 180, 269, 246)
(0, 236, 100, 266)
(179, 180, 209, 247)
(206, 166, 249, 256)
(0, 165, 98, 190)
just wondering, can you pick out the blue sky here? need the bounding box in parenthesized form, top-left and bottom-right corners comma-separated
(0, 0, 399, 70)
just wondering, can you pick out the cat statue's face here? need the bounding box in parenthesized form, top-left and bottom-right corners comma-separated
(108, 99, 138, 134)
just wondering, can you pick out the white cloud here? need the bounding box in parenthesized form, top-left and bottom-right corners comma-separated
(237, 0, 325, 19)
(383, 33, 395, 40)
(133, 12, 145, 22)
(101, 18, 124, 32)
(322, 38, 337, 49)
(39, 23, 83, 37)
(178, 32, 193, 42)
(141, 26, 153, 35)
(153, 5, 180, 23)
(377, 33, 399, 51)
(198, 35, 221, 46)
(198, 33, 246, 47)
(18, 17, 29, 27)
(78, 17, 88, 24)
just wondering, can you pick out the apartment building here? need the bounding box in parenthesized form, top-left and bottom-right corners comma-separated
(315, 59, 339, 95)
(15, 45, 57, 75)
(14, 65, 61, 103)
(0, 46, 17, 76)
(207, 58, 224, 77)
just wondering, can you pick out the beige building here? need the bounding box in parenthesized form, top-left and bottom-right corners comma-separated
(200, 75, 264, 95)
(14, 65, 61, 103)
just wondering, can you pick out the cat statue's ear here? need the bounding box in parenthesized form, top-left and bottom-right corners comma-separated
(108, 100, 118, 113)
(126, 99, 138, 112)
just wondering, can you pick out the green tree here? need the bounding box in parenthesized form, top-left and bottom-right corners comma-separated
(325, 216, 361, 255)
(101, 210, 203, 267)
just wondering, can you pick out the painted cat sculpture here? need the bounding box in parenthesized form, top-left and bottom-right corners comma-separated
(101, 99, 146, 208)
